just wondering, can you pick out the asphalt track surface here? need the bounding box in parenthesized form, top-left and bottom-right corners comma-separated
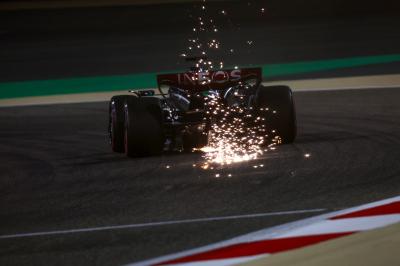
(1, 3, 400, 266)
(1, 87, 400, 265)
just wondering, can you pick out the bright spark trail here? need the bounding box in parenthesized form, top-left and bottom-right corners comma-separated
(181, 0, 277, 167)
(200, 93, 280, 166)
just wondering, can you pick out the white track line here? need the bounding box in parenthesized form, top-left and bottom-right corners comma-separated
(0, 209, 325, 240)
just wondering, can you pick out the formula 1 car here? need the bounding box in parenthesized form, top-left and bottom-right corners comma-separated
(108, 64, 296, 157)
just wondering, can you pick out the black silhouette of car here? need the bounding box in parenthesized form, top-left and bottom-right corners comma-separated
(108, 65, 296, 157)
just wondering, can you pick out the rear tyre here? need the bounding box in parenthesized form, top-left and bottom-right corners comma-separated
(109, 95, 129, 153)
(124, 97, 165, 157)
(255, 85, 296, 144)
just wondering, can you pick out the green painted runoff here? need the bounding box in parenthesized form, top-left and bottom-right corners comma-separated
(1, 54, 400, 99)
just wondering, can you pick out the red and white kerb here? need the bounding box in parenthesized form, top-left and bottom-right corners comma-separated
(130, 196, 400, 266)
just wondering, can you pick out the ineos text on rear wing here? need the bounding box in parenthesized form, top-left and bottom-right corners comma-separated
(157, 67, 262, 92)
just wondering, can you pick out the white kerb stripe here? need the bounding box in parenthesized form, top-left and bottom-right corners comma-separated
(166, 255, 268, 266)
(269, 214, 400, 239)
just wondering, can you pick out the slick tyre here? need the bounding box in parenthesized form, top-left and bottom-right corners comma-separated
(109, 95, 129, 153)
(124, 97, 164, 157)
(255, 85, 296, 144)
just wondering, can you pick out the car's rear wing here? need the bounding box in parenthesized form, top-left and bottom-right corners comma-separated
(157, 67, 262, 92)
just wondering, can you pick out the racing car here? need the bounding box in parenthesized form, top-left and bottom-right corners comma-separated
(108, 64, 296, 157)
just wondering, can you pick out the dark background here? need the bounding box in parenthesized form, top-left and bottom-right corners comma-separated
(1, 1, 400, 265)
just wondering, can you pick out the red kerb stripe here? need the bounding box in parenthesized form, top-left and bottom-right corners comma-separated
(330, 201, 400, 220)
(156, 232, 352, 265)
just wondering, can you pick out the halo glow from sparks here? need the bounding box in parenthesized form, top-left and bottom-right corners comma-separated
(181, 0, 278, 167)
(199, 95, 279, 166)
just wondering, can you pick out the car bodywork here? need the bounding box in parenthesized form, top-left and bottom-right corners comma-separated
(109, 66, 296, 156)
(156, 67, 262, 148)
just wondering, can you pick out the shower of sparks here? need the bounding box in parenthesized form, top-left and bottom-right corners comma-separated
(180, 0, 243, 72)
(179, 0, 279, 167)
(200, 95, 280, 165)
(181, 0, 265, 71)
